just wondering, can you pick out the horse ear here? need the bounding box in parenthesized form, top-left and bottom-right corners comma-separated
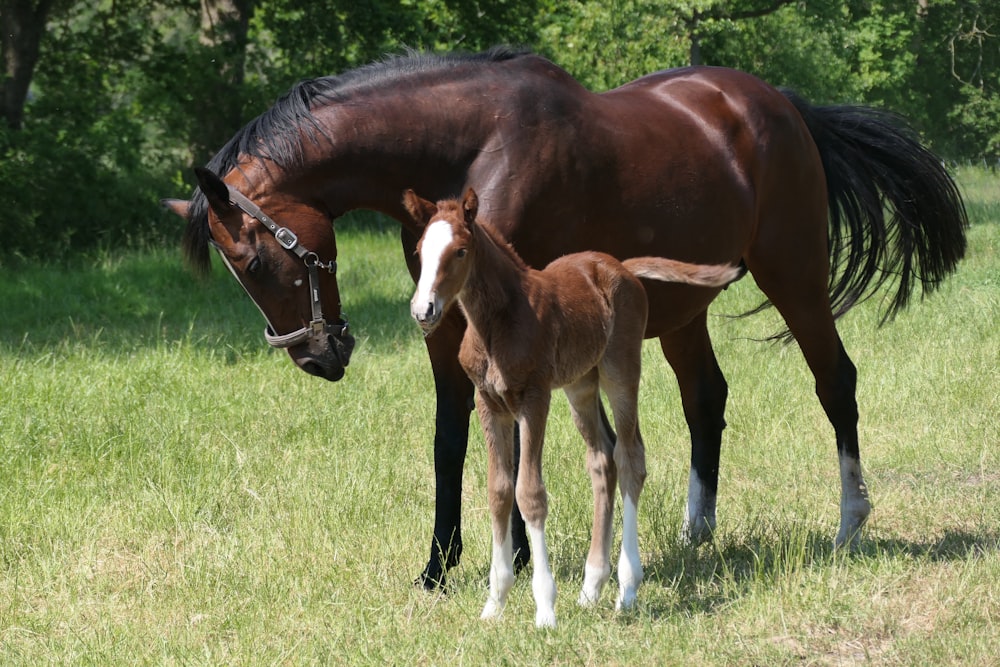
(161, 198, 190, 220)
(194, 167, 234, 218)
(402, 189, 437, 227)
(462, 187, 478, 226)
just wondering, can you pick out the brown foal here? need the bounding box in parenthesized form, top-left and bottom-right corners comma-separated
(404, 188, 743, 627)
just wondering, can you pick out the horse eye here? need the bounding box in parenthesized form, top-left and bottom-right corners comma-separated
(248, 257, 262, 275)
(456, 248, 467, 258)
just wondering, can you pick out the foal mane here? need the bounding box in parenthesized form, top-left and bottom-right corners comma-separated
(471, 215, 529, 273)
(183, 46, 530, 275)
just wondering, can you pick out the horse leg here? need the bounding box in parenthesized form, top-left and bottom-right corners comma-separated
(477, 397, 517, 621)
(746, 246, 871, 549)
(563, 371, 616, 607)
(418, 311, 475, 589)
(659, 312, 728, 545)
(511, 426, 530, 572)
(599, 334, 647, 610)
(515, 390, 558, 628)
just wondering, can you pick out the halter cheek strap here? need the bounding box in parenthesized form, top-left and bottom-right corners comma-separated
(224, 185, 348, 349)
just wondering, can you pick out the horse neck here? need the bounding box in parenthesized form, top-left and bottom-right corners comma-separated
(459, 221, 531, 332)
(306, 92, 497, 220)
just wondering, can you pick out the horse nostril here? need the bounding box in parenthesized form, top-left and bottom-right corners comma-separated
(425, 302, 436, 319)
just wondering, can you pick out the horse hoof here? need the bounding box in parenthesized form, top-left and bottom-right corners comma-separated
(681, 516, 716, 547)
(535, 609, 557, 629)
(616, 589, 638, 611)
(415, 568, 447, 591)
(834, 521, 866, 551)
(481, 599, 504, 620)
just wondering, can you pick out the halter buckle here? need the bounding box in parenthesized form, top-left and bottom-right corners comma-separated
(275, 227, 298, 250)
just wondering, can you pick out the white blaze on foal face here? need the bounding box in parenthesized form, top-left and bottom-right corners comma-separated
(412, 218, 464, 329)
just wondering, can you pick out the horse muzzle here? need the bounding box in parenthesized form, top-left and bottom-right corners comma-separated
(268, 319, 356, 382)
(411, 296, 444, 337)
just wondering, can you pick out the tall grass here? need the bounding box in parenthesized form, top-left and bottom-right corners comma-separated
(0, 174, 997, 665)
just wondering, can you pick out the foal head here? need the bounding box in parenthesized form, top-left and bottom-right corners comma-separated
(403, 188, 479, 336)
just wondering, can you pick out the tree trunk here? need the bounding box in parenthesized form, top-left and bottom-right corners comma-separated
(190, 0, 252, 164)
(1, 0, 54, 131)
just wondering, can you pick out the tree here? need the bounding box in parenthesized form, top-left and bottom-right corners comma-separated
(1, 0, 56, 130)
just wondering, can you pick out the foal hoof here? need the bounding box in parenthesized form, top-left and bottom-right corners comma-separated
(615, 588, 638, 611)
(481, 598, 504, 621)
(535, 608, 557, 629)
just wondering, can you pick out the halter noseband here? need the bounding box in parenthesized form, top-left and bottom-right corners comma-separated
(224, 185, 349, 349)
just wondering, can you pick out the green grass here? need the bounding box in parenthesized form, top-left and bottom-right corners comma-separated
(1, 174, 998, 665)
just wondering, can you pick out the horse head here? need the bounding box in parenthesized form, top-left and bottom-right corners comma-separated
(403, 188, 479, 336)
(163, 167, 355, 381)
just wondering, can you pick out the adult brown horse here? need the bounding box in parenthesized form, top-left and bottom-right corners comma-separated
(163, 47, 967, 589)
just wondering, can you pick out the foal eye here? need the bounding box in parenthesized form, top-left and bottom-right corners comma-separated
(247, 257, 262, 275)
(456, 248, 467, 258)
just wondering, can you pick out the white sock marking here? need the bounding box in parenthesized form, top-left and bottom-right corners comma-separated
(482, 520, 515, 620)
(683, 468, 717, 544)
(616, 494, 642, 610)
(526, 522, 557, 628)
(836, 454, 871, 549)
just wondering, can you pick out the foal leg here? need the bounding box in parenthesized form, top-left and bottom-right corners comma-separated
(659, 312, 728, 545)
(563, 372, 617, 606)
(477, 398, 518, 621)
(600, 349, 648, 610)
(516, 391, 558, 628)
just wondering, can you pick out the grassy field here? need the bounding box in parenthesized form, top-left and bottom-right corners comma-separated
(0, 168, 997, 665)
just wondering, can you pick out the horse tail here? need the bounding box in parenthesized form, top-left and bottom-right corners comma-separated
(623, 257, 745, 288)
(781, 90, 968, 324)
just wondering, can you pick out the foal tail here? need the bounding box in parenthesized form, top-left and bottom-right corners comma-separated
(782, 91, 968, 324)
(623, 257, 745, 288)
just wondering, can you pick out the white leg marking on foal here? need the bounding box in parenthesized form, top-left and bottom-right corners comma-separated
(411, 219, 453, 321)
(836, 454, 871, 549)
(578, 562, 610, 607)
(682, 468, 717, 545)
(481, 521, 515, 621)
(616, 494, 643, 610)
(526, 523, 557, 629)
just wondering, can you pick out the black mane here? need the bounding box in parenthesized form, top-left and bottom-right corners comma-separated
(183, 46, 529, 274)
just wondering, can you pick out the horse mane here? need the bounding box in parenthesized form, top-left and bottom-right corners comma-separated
(183, 46, 531, 274)
(472, 213, 529, 273)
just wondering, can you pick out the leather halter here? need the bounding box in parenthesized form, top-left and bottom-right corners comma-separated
(223, 185, 349, 349)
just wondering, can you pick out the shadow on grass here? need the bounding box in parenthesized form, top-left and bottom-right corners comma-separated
(0, 246, 415, 357)
(633, 527, 1000, 618)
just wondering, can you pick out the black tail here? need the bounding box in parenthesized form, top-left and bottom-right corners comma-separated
(782, 90, 968, 324)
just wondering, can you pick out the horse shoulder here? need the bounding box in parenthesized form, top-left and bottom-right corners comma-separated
(458, 328, 489, 384)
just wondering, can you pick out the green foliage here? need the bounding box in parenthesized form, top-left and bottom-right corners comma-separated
(700, 2, 860, 102)
(534, 0, 690, 90)
(249, 0, 546, 101)
(2, 0, 999, 263)
(0, 1, 186, 261)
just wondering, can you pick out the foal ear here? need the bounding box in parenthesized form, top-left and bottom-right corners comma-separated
(462, 187, 478, 226)
(194, 166, 235, 218)
(402, 189, 437, 227)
